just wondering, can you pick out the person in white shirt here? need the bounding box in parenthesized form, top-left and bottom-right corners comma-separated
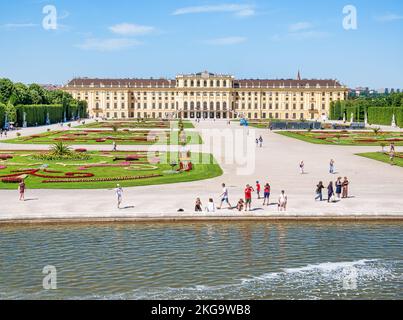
(115, 184, 123, 209)
(299, 161, 305, 174)
(218, 183, 232, 209)
(206, 198, 216, 213)
(278, 190, 288, 212)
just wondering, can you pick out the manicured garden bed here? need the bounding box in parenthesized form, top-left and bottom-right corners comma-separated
(78, 120, 194, 129)
(0, 150, 222, 189)
(357, 152, 403, 167)
(3, 129, 202, 145)
(277, 131, 403, 146)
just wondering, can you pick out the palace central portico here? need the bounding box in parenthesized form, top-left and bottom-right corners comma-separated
(64, 71, 348, 120)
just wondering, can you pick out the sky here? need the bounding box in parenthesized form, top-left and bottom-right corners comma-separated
(0, 0, 402, 89)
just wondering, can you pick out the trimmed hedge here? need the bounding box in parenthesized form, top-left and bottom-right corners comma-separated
(368, 107, 403, 127)
(0, 102, 5, 128)
(330, 101, 366, 121)
(14, 102, 87, 127)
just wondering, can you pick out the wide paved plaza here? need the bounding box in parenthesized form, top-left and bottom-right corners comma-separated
(0, 120, 402, 222)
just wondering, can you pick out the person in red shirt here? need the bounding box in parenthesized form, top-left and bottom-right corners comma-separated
(256, 181, 261, 199)
(244, 184, 254, 212)
(263, 183, 271, 206)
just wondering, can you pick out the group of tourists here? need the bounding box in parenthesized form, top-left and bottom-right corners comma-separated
(195, 181, 287, 213)
(315, 177, 350, 202)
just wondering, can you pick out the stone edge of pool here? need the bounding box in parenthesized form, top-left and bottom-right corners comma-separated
(0, 213, 402, 225)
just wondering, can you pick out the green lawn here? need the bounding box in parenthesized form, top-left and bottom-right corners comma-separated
(277, 131, 403, 146)
(357, 152, 403, 167)
(3, 129, 202, 145)
(78, 120, 195, 129)
(0, 150, 222, 189)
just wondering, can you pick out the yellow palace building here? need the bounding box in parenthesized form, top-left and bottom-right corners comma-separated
(63, 71, 348, 121)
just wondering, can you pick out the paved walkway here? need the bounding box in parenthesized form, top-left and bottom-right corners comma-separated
(1, 120, 402, 222)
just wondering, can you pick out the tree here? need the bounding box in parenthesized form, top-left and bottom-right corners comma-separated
(5, 102, 17, 123)
(0, 78, 15, 104)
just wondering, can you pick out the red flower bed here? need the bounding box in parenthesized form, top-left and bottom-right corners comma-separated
(384, 138, 403, 142)
(96, 138, 107, 143)
(75, 148, 87, 153)
(32, 171, 95, 179)
(1, 176, 24, 183)
(0, 154, 13, 160)
(355, 139, 378, 143)
(42, 174, 163, 183)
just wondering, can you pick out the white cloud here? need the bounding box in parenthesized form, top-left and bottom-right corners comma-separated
(375, 13, 403, 22)
(2, 23, 38, 28)
(109, 23, 155, 35)
(205, 36, 247, 45)
(272, 22, 329, 42)
(288, 22, 313, 32)
(288, 30, 329, 40)
(173, 4, 255, 17)
(76, 38, 142, 51)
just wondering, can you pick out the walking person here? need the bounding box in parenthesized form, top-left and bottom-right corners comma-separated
(263, 183, 271, 206)
(299, 161, 305, 174)
(256, 138, 259, 147)
(278, 190, 288, 212)
(218, 183, 232, 209)
(256, 181, 261, 199)
(389, 148, 395, 166)
(259, 136, 263, 148)
(18, 180, 26, 201)
(206, 198, 216, 213)
(342, 177, 349, 199)
(315, 181, 324, 201)
(335, 177, 343, 200)
(195, 198, 202, 212)
(329, 159, 335, 174)
(112, 141, 117, 152)
(115, 184, 123, 209)
(244, 184, 254, 212)
(327, 181, 334, 203)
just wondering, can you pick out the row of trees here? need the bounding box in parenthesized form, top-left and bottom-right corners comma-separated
(0, 78, 76, 106)
(330, 93, 403, 127)
(0, 78, 87, 128)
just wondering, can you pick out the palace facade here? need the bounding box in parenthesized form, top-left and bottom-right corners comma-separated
(63, 71, 348, 121)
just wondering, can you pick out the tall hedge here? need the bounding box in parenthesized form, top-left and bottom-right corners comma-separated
(0, 102, 5, 128)
(368, 107, 403, 127)
(14, 102, 87, 127)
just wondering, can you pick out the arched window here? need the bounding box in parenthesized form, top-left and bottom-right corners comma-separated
(190, 101, 194, 110)
(184, 80, 188, 87)
(203, 102, 208, 110)
(216, 102, 221, 110)
(210, 80, 214, 87)
(95, 102, 99, 109)
(190, 80, 194, 87)
(210, 102, 214, 109)
(204, 81, 208, 87)
(184, 101, 188, 110)
(223, 102, 227, 110)
(216, 80, 220, 87)
(196, 102, 201, 110)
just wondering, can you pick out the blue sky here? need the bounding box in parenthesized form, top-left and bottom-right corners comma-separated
(0, 0, 402, 88)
